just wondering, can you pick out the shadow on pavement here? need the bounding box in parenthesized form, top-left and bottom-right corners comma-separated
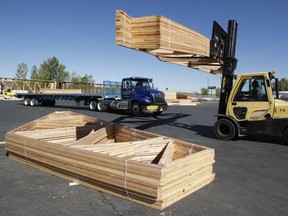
(18, 102, 286, 146)
(112, 113, 286, 145)
(112, 112, 217, 139)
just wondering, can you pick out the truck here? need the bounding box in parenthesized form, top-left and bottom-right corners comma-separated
(116, 11, 288, 144)
(15, 77, 168, 116)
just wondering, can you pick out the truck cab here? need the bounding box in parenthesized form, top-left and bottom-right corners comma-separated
(94, 77, 167, 116)
(117, 77, 167, 116)
(214, 71, 288, 143)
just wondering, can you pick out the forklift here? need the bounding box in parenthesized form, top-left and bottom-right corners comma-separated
(116, 11, 288, 144)
(212, 20, 288, 144)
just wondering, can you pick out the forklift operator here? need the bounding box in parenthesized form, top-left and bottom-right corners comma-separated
(250, 80, 261, 100)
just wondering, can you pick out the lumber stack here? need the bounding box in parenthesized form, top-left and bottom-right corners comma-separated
(115, 10, 222, 74)
(5, 111, 215, 210)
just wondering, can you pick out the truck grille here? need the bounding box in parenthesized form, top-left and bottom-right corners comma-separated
(153, 93, 166, 104)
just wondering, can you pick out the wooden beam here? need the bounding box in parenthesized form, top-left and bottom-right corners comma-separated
(158, 139, 174, 166)
(4, 111, 215, 210)
(115, 10, 224, 74)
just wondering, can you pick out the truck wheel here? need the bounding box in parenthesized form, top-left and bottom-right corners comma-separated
(283, 127, 288, 145)
(89, 101, 97, 111)
(131, 102, 142, 117)
(97, 100, 107, 112)
(23, 98, 30, 106)
(214, 118, 236, 141)
(30, 98, 38, 106)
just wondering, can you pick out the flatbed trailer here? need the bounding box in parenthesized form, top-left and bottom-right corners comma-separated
(15, 77, 168, 116)
(16, 92, 103, 107)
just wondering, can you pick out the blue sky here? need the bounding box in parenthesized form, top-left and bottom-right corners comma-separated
(0, 0, 287, 92)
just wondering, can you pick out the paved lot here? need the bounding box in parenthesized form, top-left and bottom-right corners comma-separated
(1, 100, 287, 216)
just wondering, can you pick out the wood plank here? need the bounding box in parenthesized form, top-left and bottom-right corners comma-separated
(5, 132, 163, 179)
(6, 147, 161, 198)
(158, 139, 174, 165)
(71, 124, 114, 145)
(8, 152, 215, 210)
(4, 111, 215, 210)
(115, 10, 223, 74)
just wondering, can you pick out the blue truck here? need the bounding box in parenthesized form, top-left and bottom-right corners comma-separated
(15, 77, 168, 116)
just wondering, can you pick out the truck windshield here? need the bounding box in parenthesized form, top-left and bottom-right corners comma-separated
(131, 80, 151, 88)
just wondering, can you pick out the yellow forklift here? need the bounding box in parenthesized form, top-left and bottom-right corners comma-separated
(116, 12, 288, 144)
(2, 87, 16, 96)
(210, 20, 288, 144)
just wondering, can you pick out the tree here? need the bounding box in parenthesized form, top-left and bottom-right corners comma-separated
(81, 74, 94, 83)
(67, 72, 95, 91)
(15, 63, 28, 79)
(215, 87, 220, 97)
(80, 74, 95, 93)
(68, 72, 81, 89)
(201, 87, 209, 95)
(38, 57, 69, 82)
(70, 72, 81, 83)
(69, 73, 94, 84)
(30, 65, 39, 79)
(278, 78, 288, 91)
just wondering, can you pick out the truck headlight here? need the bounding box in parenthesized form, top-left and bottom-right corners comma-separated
(144, 99, 152, 103)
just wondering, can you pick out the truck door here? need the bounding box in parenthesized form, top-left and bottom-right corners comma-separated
(227, 75, 273, 121)
(121, 79, 132, 99)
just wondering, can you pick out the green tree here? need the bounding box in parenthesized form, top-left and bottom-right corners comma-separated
(278, 78, 288, 91)
(38, 57, 69, 82)
(80, 74, 94, 83)
(70, 72, 81, 83)
(215, 87, 220, 97)
(201, 87, 209, 95)
(68, 72, 81, 89)
(30, 65, 39, 79)
(80, 74, 94, 93)
(15, 63, 28, 79)
(67, 72, 94, 92)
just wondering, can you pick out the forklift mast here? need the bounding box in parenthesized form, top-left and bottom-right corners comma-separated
(211, 20, 238, 115)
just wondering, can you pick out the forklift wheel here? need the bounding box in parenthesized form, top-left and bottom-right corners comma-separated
(214, 118, 236, 141)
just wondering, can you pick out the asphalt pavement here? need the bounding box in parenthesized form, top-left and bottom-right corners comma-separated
(0, 100, 287, 216)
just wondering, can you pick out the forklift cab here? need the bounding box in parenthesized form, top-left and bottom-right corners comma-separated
(233, 76, 268, 102)
(227, 73, 274, 121)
